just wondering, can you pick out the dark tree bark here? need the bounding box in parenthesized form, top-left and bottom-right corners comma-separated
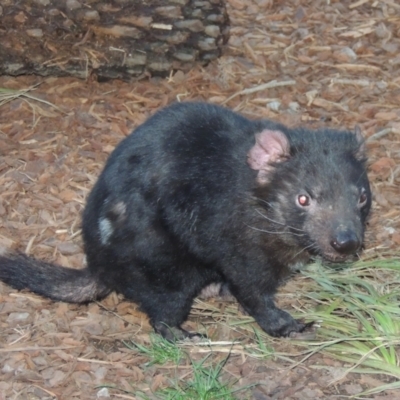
(0, 0, 230, 80)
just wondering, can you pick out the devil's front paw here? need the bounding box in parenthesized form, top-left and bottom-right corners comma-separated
(261, 309, 316, 339)
(287, 319, 316, 340)
(153, 322, 207, 342)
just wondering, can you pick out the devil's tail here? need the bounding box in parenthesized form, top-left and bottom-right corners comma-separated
(0, 248, 110, 303)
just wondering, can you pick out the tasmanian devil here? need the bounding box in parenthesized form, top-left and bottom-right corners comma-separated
(0, 102, 371, 340)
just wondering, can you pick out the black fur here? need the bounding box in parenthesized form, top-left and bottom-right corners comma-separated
(0, 102, 371, 340)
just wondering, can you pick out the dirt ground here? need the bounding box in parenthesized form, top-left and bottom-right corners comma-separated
(1, 0, 400, 399)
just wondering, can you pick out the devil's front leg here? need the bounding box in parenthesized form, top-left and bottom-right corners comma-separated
(225, 264, 313, 338)
(242, 291, 312, 337)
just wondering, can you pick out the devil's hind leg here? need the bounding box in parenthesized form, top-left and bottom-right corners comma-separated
(118, 268, 205, 341)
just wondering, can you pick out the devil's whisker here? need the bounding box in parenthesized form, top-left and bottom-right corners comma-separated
(245, 223, 306, 237)
(254, 207, 305, 233)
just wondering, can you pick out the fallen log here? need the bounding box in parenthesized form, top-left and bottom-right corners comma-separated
(0, 0, 230, 80)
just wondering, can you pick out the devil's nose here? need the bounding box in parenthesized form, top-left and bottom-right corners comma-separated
(330, 231, 360, 254)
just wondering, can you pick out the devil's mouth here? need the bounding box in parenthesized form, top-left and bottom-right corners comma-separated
(320, 251, 358, 263)
(307, 247, 359, 263)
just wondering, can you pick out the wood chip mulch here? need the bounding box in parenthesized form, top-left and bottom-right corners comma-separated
(1, 0, 400, 399)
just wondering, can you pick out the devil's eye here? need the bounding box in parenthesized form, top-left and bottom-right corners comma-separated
(297, 194, 311, 207)
(359, 189, 368, 206)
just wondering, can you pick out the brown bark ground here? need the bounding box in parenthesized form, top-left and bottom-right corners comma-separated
(0, 0, 399, 399)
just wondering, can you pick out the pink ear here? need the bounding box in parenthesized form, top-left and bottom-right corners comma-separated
(247, 129, 290, 184)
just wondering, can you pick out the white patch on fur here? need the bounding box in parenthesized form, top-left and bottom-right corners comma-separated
(99, 218, 113, 245)
(112, 201, 126, 217)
